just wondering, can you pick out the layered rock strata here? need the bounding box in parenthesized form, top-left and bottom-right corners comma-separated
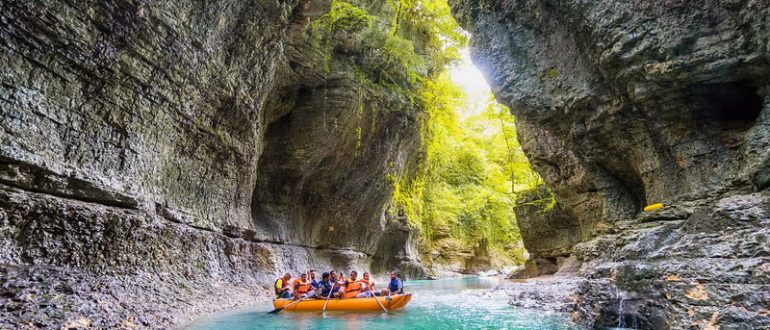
(0, 0, 428, 327)
(452, 0, 770, 328)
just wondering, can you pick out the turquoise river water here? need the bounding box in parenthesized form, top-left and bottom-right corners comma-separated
(186, 277, 583, 329)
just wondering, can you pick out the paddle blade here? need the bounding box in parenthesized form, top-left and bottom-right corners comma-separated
(267, 308, 282, 314)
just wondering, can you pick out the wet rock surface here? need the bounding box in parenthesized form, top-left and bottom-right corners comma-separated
(572, 193, 770, 329)
(371, 213, 430, 279)
(514, 187, 582, 260)
(451, 0, 770, 328)
(500, 276, 586, 313)
(501, 192, 770, 329)
(0, 183, 371, 328)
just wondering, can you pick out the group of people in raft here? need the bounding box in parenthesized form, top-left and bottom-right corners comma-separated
(274, 270, 404, 300)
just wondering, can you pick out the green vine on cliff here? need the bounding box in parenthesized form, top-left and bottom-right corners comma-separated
(308, 0, 373, 131)
(328, 0, 372, 32)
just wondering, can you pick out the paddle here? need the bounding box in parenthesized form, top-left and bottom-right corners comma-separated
(367, 285, 389, 313)
(321, 282, 336, 314)
(268, 298, 304, 314)
(270, 273, 310, 314)
(373, 296, 389, 313)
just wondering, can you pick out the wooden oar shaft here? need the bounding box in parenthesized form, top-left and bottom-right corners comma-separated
(322, 283, 336, 313)
(368, 286, 388, 313)
(269, 297, 304, 314)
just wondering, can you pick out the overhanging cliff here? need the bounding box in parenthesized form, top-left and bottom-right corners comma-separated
(0, 0, 435, 327)
(451, 0, 770, 328)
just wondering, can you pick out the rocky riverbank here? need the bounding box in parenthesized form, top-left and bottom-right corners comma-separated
(496, 191, 770, 329)
(0, 265, 272, 328)
(500, 276, 586, 313)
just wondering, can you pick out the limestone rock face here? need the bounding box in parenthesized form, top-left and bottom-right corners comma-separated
(453, 0, 770, 224)
(371, 213, 430, 279)
(572, 193, 770, 329)
(0, 0, 426, 327)
(452, 0, 770, 328)
(514, 187, 582, 257)
(252, 19, 423, 254)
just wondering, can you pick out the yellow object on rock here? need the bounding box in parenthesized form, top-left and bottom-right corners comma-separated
(643, 203, 665, 212)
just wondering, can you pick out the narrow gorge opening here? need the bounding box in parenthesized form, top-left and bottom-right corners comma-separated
(385, 49, 546, 275)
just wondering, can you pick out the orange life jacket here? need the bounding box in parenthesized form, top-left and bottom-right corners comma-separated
(343, 279, 364, 298)
(293, 279, 312, 295)
(360, 279, 373, 287)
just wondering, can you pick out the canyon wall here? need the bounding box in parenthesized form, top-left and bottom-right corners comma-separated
(0, 0, 429, 327)
(452, 0, 770, 328)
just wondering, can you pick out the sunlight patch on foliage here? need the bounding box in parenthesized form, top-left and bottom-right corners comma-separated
(328, 1, 371, 32)
(392, 72, 544, 264)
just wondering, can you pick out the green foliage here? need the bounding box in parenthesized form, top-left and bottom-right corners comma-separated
(390, 72, 543, 265)
(328, 1, 371, 32)
(358, 28, 425, 86)
(383, 34, 425, 78)
(388, 0, 466, 67)
(306, 0, 467, 90)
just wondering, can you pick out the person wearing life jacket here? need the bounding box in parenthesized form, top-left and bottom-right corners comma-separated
(341, 271, 370, 299)
(335, 271, 346, 284)
(304, 270, 318, 298)
(360, 272, 375, 291)
(355, 271, 375, 298)
(335, 271, 347, 291)
(380, 271, 404, 296)
(274, 273, 293, 299)
(292, 272, 313, 300)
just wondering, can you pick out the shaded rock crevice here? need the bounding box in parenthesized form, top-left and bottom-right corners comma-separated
(0, 156, 139, 209)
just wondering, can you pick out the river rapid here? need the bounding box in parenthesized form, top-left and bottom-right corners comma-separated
(185, 276, 582, 329)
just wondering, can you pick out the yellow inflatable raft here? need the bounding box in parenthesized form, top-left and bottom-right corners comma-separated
(272, 293, 412, 312)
